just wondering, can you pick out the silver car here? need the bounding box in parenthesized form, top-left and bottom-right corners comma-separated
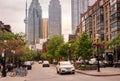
(56, 61, 75, 74)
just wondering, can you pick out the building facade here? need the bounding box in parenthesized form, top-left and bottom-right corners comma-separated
(48, 0, 61, 38)
(78, 0, 120, 61)
(110, 0, 120, 40)
(71, 0, 89, 34)
(79, 0, 120, 42)
(26, 0, 42, 45)
(42, 18, 48, 39)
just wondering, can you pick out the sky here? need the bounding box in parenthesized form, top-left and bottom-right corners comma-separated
(0, 0, 96, 37)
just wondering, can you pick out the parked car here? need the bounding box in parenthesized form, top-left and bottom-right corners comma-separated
(89, 58, 107, 67)
(23, 61, 32, 70)
(89, 58, 97, 64)
(42, 61, 50, 67)
(38, 60, 42, 64)
(6, 63, 14, 72)
(56, 61, 75, 74)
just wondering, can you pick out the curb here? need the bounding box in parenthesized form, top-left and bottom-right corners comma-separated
(50, 64, 120, 77)
(75, 70, 120, 77)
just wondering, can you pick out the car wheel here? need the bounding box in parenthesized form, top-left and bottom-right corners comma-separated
(56, 68, 59, 74)
(72, 72, 75, 74)
(57, 70, 59, 74)
(59, 69, 62, 74)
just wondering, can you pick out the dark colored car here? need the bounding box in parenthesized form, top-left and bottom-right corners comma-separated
(7, 63, 14, 72)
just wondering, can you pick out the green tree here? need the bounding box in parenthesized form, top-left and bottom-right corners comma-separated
(76, 32, 93, 60)
(109, 33, 120, 49)
(0, 32, 16, 41)
(0, 32, 27, 62)
(20, 48, 36, 61)
(55, 43, 68, 60)
(46, 35, 64, 60)
(109, 33, 120, 61)
(41, 53, 53, 60)
(34, 52, 42, 61)
(68, 41, 78, 60)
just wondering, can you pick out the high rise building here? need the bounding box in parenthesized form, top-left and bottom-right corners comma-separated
(78, 0, 120, 64)
(42, 18, 48, 39)
(25, 0, 42, 45)
(71, 0, 89, 34)
(79, 0, 120, 42)
(48, 0, 61, 38)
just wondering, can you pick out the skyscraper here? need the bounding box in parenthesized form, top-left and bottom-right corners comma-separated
(71, 0, 89, 34)
(48, 0, 61, 38)
(25, 0, 42, 45)
(42, 18, 48, 39)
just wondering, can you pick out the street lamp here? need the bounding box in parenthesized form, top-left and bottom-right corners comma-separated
(93, 34, 102, 72)
(1, 40, 7, 77)
(11, 50, 15, 64)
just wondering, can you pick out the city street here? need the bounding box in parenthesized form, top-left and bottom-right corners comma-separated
(0, 62, 120, 81)
(0, 0, 120, 81)
(25, 62, 120, 81)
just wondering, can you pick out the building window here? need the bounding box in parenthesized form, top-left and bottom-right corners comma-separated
(110, 22, 117, 28)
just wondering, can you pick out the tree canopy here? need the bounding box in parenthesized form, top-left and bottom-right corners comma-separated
(109, 33, 120, 49)
(0, 32, 31, 62)
(46, 35, 64, 60)
(75, 32, 93, 60)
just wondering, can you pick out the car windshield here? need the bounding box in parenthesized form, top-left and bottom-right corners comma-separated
(60, 62, 71, 65)
(43, 61, 49, 63)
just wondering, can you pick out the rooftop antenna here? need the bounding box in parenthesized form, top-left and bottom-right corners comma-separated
(24, 0, 28, 42)
(26, 0, 28, 19)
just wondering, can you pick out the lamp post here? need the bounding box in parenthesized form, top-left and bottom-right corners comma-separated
(1, 40, 7, 77)
(93, 34, 101, 72)
(96, 34, 100, 72)
(11, 50, 15, 64)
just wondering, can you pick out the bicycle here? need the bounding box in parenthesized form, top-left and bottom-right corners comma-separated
(9, 70, 16, 77)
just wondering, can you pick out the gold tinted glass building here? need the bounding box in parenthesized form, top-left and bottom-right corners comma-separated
(42, 18, 48, 38)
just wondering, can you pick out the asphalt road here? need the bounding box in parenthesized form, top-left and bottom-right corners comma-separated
(25, 62, 120, 81)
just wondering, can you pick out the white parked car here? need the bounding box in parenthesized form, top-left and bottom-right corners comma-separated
(56, 61, 75, 74)
(38, 60, 42, 64)
(24, 61, 32, 70)
(89, 58, 97, 64)
(89, 58, 106, 67)
(42, 61, 50, 67)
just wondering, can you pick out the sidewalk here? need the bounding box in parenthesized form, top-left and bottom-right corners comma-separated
(0, 72, 27, 81)
(0, 76, 26, 81)
(76, 67, 120, 76)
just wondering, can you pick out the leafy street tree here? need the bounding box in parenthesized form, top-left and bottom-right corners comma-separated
(54, 40, 77, 61)
(41, 53, 53, 60)
(0, 32, 27, 62)
(109, 33, 120, 61)
(75, 32, 93, 61)
(34, 52, 42, 61)
(46, 35, 64, 60)
(20, 48, 36, 61)
(55, 43, 68, 60)
(109, 33, 120, 49)
(67, 41, 78, 60)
